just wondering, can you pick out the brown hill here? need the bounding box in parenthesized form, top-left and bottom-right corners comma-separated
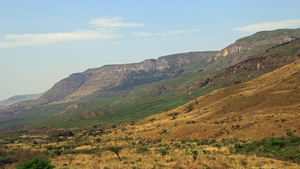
(107, 57, 300, 141)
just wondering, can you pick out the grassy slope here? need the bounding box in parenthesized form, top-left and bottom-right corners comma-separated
(4, 56, 300, 167)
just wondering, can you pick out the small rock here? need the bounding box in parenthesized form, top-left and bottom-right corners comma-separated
(281, 118, 287, 122)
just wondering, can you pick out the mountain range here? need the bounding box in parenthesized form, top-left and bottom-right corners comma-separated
(1, 28, 300, 133)
(0, 92, 45, 108)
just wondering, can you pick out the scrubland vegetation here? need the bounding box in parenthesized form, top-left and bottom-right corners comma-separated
(1, 32, 300, 168)
(1, 128, 300, 169)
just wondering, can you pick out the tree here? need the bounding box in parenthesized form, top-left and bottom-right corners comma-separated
(190, 149, 198, 161)
(107, 147, 122, 161)
(16, 157, 55, 169)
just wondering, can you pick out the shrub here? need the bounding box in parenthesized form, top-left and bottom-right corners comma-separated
(10, 149, 46, 163)
(233, 136, 300, 164)
(186, 103, 194, 112)
(208, 139, 216, 145)
(136, 146, 148, 153)
(214, 143, 222, 149)
(180, 139, 187, 144)
(186, 121, 196, 124)
(16, 157, 55, 169)
(159, 149, 168, 156)
(53, 149, 61, 156)
(168, 112, 179, 119)
(287, 130, 293, 136)
(241, 159, 248, 166)
(146, 138, 153, 144)
(174, 143, 181, 148)
(197, 139, 207, 145)
(159, 129, 167, 135)
(153, 138, 162, 144)
(95, 138, 102, 143)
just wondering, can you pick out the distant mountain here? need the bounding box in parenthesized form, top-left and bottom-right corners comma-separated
(1, 28, 300, 132)
(0, 92, 45, 108)
(34, 28, 300, 105)
(34, 51, 217, 105)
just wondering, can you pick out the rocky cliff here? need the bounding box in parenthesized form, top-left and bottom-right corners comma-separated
(35, 28, 300, 105)
(208, 28, 300, 69)
(214, 38, 300, 79)
(35, 51, 216, 104)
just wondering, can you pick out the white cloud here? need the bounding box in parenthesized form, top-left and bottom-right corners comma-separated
(0, 16, 143, 48)
(233, 19, 300, 32)
(111, 42, 119, 45)
(0, 30, 121, 48)
(132, 29, 198, 36)
(89, 17, 144, 27)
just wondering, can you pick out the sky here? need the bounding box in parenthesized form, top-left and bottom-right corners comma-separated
(1, 0, 300, 101)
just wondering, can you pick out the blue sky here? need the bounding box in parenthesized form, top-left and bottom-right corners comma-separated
(1, 0, 300, 101)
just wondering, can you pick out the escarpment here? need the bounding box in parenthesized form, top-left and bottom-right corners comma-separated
(35, 52, 215, 104)
(35, 29, 300, 105)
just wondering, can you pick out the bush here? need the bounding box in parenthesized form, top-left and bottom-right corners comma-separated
(159, 149, 168, 156)
(233, 136, 300, 164)
(16, 157, 55, 169)
(10, 149, 46, 163)
(153, 138, 162, 143)
(95, 138, 102, 143)
(208, 139, 216, 145)
(287, 130, 293, 136)
(186, 103, 194, 112)
(136, 146, 148, 153)
(197, 139, 208, 145)
(180, 139, 187, 144)
(159, 129, 167, 135)
(174, 143, 181, 148)
(53, 149, 61, 156)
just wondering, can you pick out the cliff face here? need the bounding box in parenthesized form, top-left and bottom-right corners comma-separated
(36, 52, 214, 104)
(208, 29, 300, 69)
(34, 73, 92, 104)
(35, 29, 300, 105)
(214, 38, 300, 79)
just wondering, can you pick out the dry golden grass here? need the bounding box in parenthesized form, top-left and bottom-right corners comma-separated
(4, 59, 300, 169)
(41, 143, 299, 169)
(101, 59, 300, 142)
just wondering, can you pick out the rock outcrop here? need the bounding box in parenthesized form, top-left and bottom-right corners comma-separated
(35, 52, 215, 104)
(208, 28, 300, 69)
